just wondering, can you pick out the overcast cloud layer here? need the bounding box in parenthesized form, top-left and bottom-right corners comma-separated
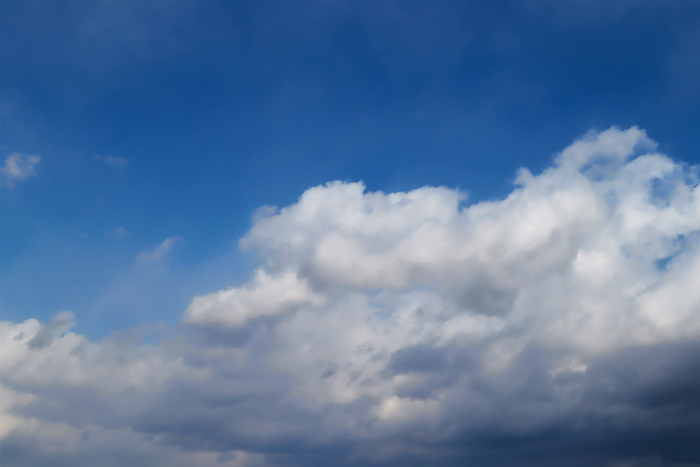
(3, 127, 700, 466)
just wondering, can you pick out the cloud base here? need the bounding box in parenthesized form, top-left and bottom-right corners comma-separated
(3, 127, 700, 466)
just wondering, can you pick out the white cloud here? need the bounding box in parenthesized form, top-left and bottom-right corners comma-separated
(3, 127, 700, 465)
(1, 153, 40, 187)
(96, 155, 129, 171)
(184, 269, 326, 327)
(0, 314, 199, 456)
(136, 237, 185, 263)
(0, 314, 191, 395)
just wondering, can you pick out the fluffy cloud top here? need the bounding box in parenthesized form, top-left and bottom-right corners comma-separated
(1, 153, 40, 187)
(184, 269, 326, 327)
(3, 127, 700, 466)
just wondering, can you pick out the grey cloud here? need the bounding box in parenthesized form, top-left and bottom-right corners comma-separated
(3, 127, 700, 466)
(27, 311, 75, 350)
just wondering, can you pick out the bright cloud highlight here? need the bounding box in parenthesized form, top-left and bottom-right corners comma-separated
(2, 127, 700, 466)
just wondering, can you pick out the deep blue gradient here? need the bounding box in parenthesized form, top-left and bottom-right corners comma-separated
(2, 0, 700, 338)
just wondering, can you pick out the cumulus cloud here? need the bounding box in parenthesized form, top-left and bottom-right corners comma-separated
(3, 127, 700, 466)
(184, 269, 326, 327)
(0, 314, 195, 445)
(1, 153, 40, 187)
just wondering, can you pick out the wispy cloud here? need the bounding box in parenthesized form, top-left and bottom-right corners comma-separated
(136, 236, 185, 263)
(109, 226, 129, 240)
(96, 155, 129, 171)
(1, 152, 40, 187)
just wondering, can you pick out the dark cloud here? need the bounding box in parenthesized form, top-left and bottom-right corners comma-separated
(4, 128, 700, 466)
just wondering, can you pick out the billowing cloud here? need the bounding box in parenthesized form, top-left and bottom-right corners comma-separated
(1, 153, 40, 187)
(3, 127, 700, 466)
(184, 269, 326, 327)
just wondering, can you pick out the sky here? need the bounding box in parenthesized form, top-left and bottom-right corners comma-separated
(2, 1, 700, 466)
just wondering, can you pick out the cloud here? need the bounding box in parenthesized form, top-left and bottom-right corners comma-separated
(96, 155, 129, 171)
(136, 237, 185, 263)
(184, 269, 326, 327)
(1, 153, 40, 187)
(109, 226, 129, 240)
(26, 311, 75, 350)
(3, 127, 700, 465)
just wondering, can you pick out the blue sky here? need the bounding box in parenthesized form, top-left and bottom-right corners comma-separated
(3, 0, 700, 337)
(3, 2, 700, 466)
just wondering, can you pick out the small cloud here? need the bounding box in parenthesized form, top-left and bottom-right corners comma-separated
(137, 237, 185, 263)
(1, 152, 41, 187)
(110, 226, 129, 240)
(96, 155, 129, 171)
